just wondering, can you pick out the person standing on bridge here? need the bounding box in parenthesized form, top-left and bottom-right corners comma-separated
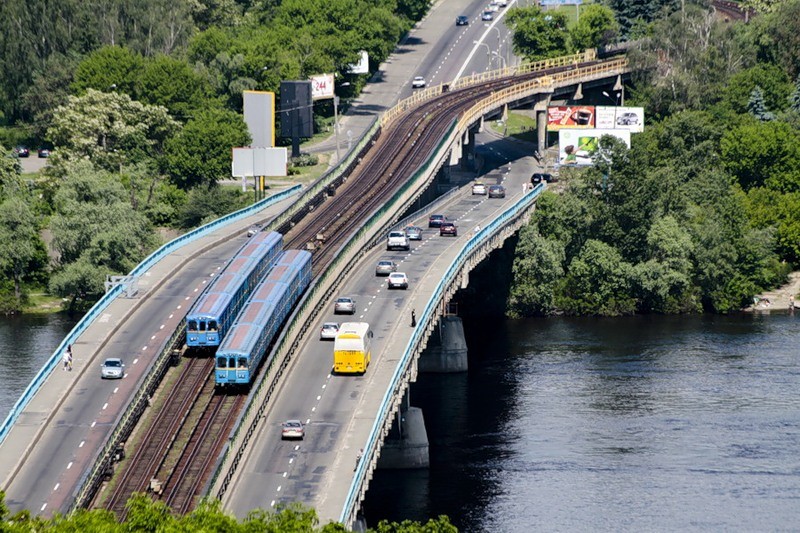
(62, 344, 73, 371)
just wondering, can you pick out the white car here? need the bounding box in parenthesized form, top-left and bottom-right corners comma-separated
(320, 322, 339, 340)
(472, 182, 487, 195)
(412, 76, 426, 89)
(281, 420, 304, 440)
(387, 230, 410, 251)
(387, 272, 409, 290)
(100, 358, 124, 379)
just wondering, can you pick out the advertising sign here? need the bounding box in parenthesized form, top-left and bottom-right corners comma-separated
(348, 51, 370, 75)
(243, 91, 275, 148)
(540, 0, 583, 5)
(596, 106, 645, 133)
(558, 129, 631, 166)
(547, 106, 596, 130)
(232, 147, 287, 177)
(310, 73, 334, 100)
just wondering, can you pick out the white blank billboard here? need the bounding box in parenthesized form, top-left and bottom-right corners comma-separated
(231, 147, 287, 177)
(243, 91, 275, 147)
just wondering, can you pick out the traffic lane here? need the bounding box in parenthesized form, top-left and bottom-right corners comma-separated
(4, 235, 249, 515)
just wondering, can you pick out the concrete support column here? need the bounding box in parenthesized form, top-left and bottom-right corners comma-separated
(536, 108, 547, 153)
(377, 390, 429, 469)
(419, 315, 468, 373)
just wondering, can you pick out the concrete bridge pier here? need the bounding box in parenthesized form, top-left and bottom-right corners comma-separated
(419, 315, 468, 373)
(377, 390, 429, 469)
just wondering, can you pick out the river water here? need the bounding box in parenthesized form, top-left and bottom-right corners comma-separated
(363, 313, 800, 531)
(0, 314, 79, 423)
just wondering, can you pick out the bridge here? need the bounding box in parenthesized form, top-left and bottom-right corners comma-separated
(0, 17, 631, 528)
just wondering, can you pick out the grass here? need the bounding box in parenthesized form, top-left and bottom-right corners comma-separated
(25, 292, 65, 314)
(489, 111, 538, 143)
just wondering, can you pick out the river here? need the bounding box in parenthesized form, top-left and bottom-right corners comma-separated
(0, 313, 79, 422)
(363, 313, 800, 531)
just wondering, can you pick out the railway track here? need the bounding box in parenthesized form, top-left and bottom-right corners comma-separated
(711, 0, 750, 21)
(97, 57, 620, 516)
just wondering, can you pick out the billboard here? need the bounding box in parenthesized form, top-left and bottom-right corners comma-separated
(280, 81, 313, 138)
(348, 51, 370, 75)
(596, 106, 645, 133)
(231, 147, 287, 177)
(540, 0, 583, 5)
(547, 106, 596, 130)
(310, 73, 334, 100)
(558, 129, 631, 166)
(243, 91, 275, 148)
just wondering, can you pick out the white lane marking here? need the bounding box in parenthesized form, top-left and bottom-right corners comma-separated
(141, 346, 147, 351)
(184, 296, 190, 300)
(176, 305, 182, 309)
(169, 314, 174, 319)
(270, 500, 276, 507)
(283, 472, 288, 478)
(372, 295, 377, 299)
(289, 458, 294, 464)
(359, 314, 365, 319)
(41, 504, 47, 511)
(151, 335, 157, 340)
(67, 462, 73, 469)
(113, 387, 118, 394)
(91, 421, 96, 428)
(53, 483, 59, 491)
(322, 383, 326, 389)
(102, 403, 108, 410)
(368, 301, 373, 306)
(316, 396, 321, 401)
(194, 288, 199, 292)
(133, 358, 139, 364)
(311, 406, 316, 412)
(79, 441, 85, 448)
(294, 445, 300, 451)
(306, 418, 311, 424)
(277, 485, 282, 492)
(159, 324, 165, 329)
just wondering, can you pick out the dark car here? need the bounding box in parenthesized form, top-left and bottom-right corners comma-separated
(488, 184, 506, 198)
(481, 10, 494, 21)
(440, 222, 458, 237)
(37, 148, 50, 158)
(13, 146, 29, 158)
(456, 15, 469, 25)
(428, 214, 447, 228)
(531, 173, 554, 185)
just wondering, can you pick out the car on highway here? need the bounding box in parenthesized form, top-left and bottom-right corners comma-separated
(481, 10, 494, 20)
(387, 230, 410, 251)
(387, 272, 409, 290)
(404, 226, 423, 240)
(531, 172, 555, 185)
(488, 184, 506, 198)
(100, 358, 124, 379)
(37, 148, 50, 158)
(375, 260, 398, 276)
(281, 419, 305, 440)
(440, 222, 458, 237)
(13, 146, 29, 158)
(412, 76, 426, 89)
(320, 322, 339, 340)
(456, 15, 469, 25)
(472, 181, 487, 195)
(247, 224, 261, 237)
(428, 214, 447, 228)
(334, 296, 356, 314)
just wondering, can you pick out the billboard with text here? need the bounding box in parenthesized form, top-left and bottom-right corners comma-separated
(310, 73, 334, 100)
(596, 106, 645, 133)
(558, 129, 631, 166)
(547, 106, 595, 130)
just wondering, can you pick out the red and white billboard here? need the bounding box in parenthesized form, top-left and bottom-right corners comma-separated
(547, 105, 596, 130)
(310, 73, 334, 100)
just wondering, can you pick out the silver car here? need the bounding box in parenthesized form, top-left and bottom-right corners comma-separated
(100, 358, 124, 379)
(320, 322, 339, 340)
(376, 260, 398, 276)
(404, 226, 423, 240)
(387, 272, 409, 290)
(334, 297, 356, 314)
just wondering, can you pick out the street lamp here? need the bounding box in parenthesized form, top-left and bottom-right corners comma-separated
(473, 41, 492, 68)
(491, 51, 506, 69)
(602, 90, 620, 106)
(334, 82, 351, 164)
(485, 24, 504, 68)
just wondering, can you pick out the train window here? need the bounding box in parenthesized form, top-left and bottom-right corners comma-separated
(217, 356, 227, 368)
(208, 320, 218, 331)
(238, 357, 247, 368)
(197, 321, 206, 331)
(188, 320, 198, 331)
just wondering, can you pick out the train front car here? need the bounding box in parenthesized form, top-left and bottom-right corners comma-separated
(215, 249, 312, 388)
(185, 231, 282, 349)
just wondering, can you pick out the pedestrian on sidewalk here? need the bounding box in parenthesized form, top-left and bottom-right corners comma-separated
(411, 309, 417, 327)
(62, 344, 73, 371)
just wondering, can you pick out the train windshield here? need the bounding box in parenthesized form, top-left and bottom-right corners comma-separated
(208, 320, 218, 331)
(238, 357, 247, 368)
(217, 356, 227, 368)
(188, 320, 198, 331)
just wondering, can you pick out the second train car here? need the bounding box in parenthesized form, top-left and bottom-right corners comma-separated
(215, 249, 312, 387)
(186, 231, 282, 348)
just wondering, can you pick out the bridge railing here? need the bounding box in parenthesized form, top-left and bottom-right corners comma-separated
(381, 49, 599, 128)
(0, 185, 300, 446)
(340, 182, 546, 528)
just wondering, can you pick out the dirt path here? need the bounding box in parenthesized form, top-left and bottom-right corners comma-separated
(744, 271, 800, 312)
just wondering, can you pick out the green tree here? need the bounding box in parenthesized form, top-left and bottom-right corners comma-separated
(720, 119, 800, 191)
(752, 0, 800, 79)
(0, 194, 48, 312)
(720, 64, 791, 115)
(175, 186, 250, 229)
(47, 89, 179, 173)
(604, 0, 680, 37)
(789, 74, 800, 112)
(162, 107, 250, 190)
(569, 4, 619, 51)
(136, 55, 211, 119)
(505, 7, 569, 61)
(747, 86, 775, 121)
(72, 46, 145, 97)
(507, 225, 566, 317)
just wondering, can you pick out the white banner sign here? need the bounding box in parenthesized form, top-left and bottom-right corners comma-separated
(310, 73, 334, 100)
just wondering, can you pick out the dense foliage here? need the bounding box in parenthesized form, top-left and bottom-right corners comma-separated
(507, 1, 800, 316)
(0, 492, 457, 532)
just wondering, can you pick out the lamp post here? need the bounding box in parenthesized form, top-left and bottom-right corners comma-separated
(473, 41, 492, 69)
(492, 51, 506, 69)
(334, 82, 351, 164)
(602, 90, 620, 106)
(485, 24, 503, 69)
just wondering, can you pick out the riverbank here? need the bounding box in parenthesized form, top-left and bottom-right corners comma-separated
(744, 271, 800, 312)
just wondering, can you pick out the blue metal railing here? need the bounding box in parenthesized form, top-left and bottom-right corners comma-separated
(0, 185, 301, 445)
(340, 182, 545, 525)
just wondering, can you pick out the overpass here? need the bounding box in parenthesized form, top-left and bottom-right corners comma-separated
(0, 47, 630, 521)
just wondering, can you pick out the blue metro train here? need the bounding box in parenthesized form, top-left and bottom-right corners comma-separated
(186, 231, 283, 348)
(215, 249, 312, 387)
